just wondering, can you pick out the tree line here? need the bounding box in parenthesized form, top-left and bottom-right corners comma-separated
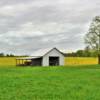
(0, 53, 14, 57)
(66, 49, 98, 57)
(0, 53, 28, 57)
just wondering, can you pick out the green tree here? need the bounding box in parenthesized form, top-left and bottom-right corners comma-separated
(0, 53, 4, 57)
(76, 50, 84, 57)
(85, 16, 100, 63)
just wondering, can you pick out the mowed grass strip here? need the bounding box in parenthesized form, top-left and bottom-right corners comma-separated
(0, 65, 100, 100)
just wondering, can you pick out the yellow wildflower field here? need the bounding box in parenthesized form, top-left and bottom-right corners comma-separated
(65, 57, 98, 65)
(0, 57, 16, 66)
(0, 57, 98, 66)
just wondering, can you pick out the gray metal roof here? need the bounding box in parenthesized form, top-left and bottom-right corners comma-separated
(31, 48, 53, 57)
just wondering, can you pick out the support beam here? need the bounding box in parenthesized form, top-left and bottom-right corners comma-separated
(16, 59, 17, 66)
(98, 35, 100, 64)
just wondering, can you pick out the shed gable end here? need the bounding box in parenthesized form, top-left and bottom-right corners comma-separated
(43, 48, 64, 57)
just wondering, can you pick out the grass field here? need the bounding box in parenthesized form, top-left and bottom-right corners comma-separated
(0, 57, 98, 66)
(0, 65, 100, 100)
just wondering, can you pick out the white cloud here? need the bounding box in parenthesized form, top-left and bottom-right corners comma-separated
(0, 3, 34, 16)
(4, 22, 44, 38)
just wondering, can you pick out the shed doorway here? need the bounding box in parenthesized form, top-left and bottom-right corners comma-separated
(31, 58, 42, 66)
(49, 57, 59, 66)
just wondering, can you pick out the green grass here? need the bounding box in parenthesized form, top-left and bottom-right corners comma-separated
(0, 65, 100, 100)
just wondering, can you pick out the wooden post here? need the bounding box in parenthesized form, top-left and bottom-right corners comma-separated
(98, 34, 100, 64)
(22, 59, 24, 66)
(19, 59, 20, 65)
(16, 59, 17, 66)
(22, 59, 23, 65)
(21, 59, 23, 65)
(98, 55, 100, 64)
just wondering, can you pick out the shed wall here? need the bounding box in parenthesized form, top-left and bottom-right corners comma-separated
(42, 49, 64, 66)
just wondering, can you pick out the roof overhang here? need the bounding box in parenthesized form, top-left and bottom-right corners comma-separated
(16, 56, 42, 60)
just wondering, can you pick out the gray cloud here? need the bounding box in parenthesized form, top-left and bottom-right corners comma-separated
(0, 0, 100, 54)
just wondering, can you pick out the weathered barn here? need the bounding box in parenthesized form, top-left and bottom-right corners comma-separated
(16, 48, 65, 66)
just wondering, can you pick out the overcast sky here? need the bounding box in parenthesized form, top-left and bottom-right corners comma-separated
(0, 0, 100, 55)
